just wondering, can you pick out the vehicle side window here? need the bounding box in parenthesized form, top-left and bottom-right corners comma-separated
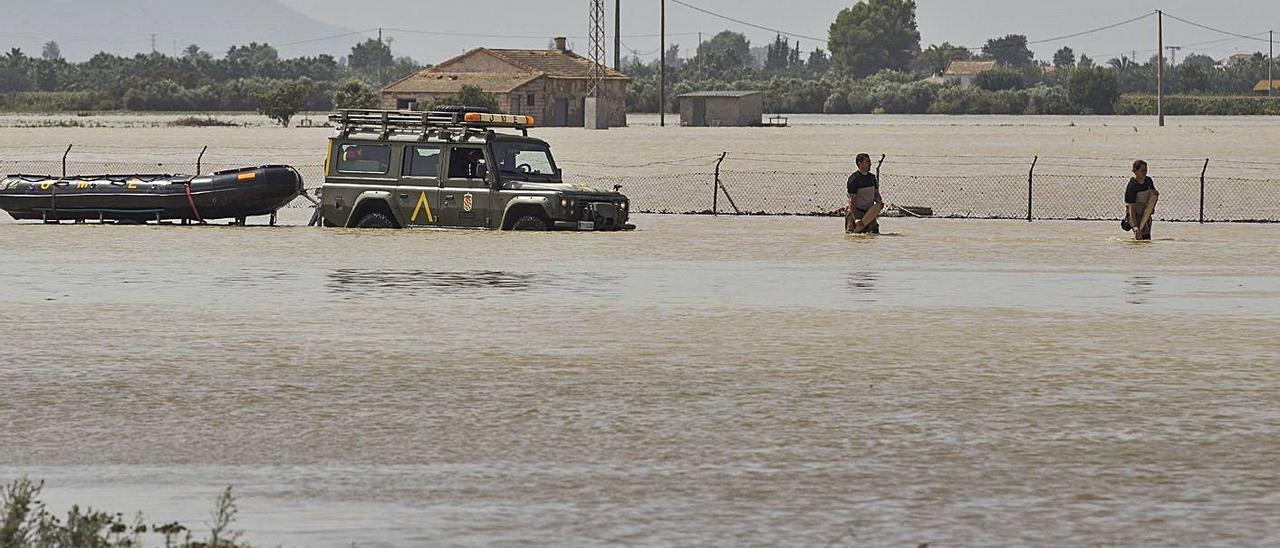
(337, 144, 390, 174)
(447, 147, 486, 179)
(403, 146, 441, 178)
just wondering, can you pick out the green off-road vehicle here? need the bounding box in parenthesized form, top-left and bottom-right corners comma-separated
(318, 108, 634, 231)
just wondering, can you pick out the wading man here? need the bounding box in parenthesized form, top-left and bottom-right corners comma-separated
(846, 153, 884, 234)
(1125, 160, 1159, 241)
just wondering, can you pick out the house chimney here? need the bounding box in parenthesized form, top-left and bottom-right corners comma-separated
(554, 37, 567, 52)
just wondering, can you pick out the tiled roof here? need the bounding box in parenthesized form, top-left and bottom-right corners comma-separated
(383, 71, 541, 94)
(944, 60, 998, 76)
(1254, 80, 1280, 92)
(486, 49, 629, 79)
(383, 47, 629, 94)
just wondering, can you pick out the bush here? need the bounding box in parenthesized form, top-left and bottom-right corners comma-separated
(1024, 85, 1076, 114)
(1115, 94, 1280, 115)
(332, 79, 378, 110)
(824, 89, 852, 113)
(974, 67, 1026, 91)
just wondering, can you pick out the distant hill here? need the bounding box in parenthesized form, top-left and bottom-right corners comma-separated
(1, 0, 361, 61)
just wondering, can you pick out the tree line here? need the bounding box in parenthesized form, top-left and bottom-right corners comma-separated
(622, 0, 1280, 115)
(0, 39, 410, 123)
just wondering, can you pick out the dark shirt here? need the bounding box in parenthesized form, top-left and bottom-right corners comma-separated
(847, 171, 878, 195)
(1125, 176, 1156, 204)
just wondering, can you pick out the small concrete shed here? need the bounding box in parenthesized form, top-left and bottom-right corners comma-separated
(677, 91, 764, 127)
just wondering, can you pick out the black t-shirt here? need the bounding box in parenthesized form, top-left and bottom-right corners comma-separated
(1125, 176, 1156, 204)
(847, 171, 878, 194)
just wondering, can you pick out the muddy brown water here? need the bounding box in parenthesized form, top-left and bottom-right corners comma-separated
(2, 208, 1278, 546)
(2, 116, 1280, 546)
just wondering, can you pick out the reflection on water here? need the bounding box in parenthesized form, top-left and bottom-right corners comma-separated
(846, 271, 878, 303)
(1127, 276, 1156, 305)
(326, 269, 621, 299)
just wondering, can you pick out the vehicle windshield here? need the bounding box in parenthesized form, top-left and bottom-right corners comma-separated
(492, 140, 559, 180)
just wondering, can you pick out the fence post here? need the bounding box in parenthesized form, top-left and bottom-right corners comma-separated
(62, 144, 72, 179)
(1026, 156, 1038, 222)
(197, 146, 208, 175)
(1199, 158, 1209, 223)
(713, 152, 727, 216)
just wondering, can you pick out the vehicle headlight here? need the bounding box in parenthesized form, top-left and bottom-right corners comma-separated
(560, 197, 569, 208)
(620, 201, 628, 211)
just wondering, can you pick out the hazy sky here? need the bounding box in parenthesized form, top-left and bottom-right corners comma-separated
(275, 0, 1280, 64)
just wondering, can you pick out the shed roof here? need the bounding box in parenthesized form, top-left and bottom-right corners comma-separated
(1254, 80, 1280, 92)
(677, 91, 762, 98)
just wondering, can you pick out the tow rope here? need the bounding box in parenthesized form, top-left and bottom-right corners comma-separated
(184, 179, 205, 224)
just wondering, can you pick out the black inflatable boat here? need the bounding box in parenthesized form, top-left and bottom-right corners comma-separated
(0, 165, 303, 224)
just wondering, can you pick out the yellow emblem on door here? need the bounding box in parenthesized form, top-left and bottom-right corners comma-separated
(411, 191, 434, 223)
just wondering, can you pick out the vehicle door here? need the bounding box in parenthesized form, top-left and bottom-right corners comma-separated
(323, 141, 396, 226)
(397, 145, 442, 227)
(438, 145, 492, 228)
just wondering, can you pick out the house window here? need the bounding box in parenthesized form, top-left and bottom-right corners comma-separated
(527, 93, 536, 107)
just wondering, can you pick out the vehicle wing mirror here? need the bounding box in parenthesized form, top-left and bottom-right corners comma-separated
(555, 168, 563, 179)
(475, 162, 488, 180)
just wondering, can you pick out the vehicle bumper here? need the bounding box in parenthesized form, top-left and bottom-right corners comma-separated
(552, 220, 636, 231)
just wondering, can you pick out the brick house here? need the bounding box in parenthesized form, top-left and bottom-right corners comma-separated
(380, 37, 629, 127)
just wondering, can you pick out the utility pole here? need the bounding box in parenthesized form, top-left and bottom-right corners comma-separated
(377, 28, 384, 86)
(660, 0, 666, 127)
(1166, 46, 1180, 68)
(150, 33, 157, 54)
(1270, 30, 1274, 97)
(1157, 10, 1164, 127)
(614, 0, 621, 71)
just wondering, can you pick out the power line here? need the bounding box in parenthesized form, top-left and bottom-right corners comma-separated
(276, 30, 379, 48)
(961, 11, 1156, 53)
(1163, 12, 1271, 43)
(668, 0, 827, 43)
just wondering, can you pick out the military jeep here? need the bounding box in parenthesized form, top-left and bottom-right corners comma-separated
(318, 108, 634, 231)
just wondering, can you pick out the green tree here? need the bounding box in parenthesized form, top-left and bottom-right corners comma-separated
(1053, 46, 1075, 69)
(828, 0, 921, 79)
(1181, 53, 1216, 68)
(41, 41, 60, 61)
(1078, 54, 1095, 69)
(807, 48, 831, 73)
(982, 34, 1034, 69)
(694, 31, 751, 76)
(916, 42, 970, 76)
(257, 79, 311, 127)
(1067, 67, 1120, 114)
(349, 38, 393, 72)
(332, 79, 379, 109)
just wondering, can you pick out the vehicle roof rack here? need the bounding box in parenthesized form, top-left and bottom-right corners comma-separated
(329, 109, 534, 139)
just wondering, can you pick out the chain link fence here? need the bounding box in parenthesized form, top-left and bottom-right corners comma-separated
(4, 146, 1279, 222)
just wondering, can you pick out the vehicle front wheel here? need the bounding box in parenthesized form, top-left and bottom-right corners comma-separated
(355, 212, 397, 229)
(510, 215, 550, 231)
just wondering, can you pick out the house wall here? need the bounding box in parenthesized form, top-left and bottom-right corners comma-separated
(508, 78, 628, 127)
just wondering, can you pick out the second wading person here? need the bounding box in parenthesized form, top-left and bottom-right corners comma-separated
(846, 153, 884, 234)
(1125, 159, 1159, 241)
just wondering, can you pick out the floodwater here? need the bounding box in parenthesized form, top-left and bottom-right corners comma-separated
(2, 210, 1279, 546)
